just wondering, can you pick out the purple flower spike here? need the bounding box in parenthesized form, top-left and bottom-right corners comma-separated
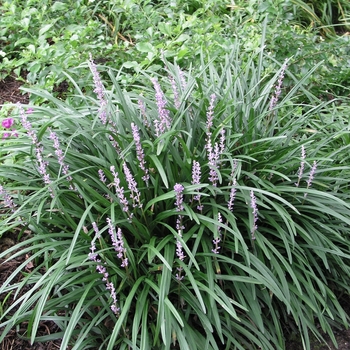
(174, 183, 186, 278)
(131, 123, 149, 185)
(206, 94, 216, 131)
(98, 169, 107, 183)
(304, 161, 317, 198)
(191, 160, 203, 210)
(212, 237, 221, 254)
(250, 190, 258, 240)
(228, 178, 237, 212)
(151, 78, 171, 136)
(107, 218, 128, 268)
(89, 222, 120, 315)
(306, 161, 317, 189)
(212, 213, 223, 254)
(17, 103, 54, 196)
(88, 54, 108, 125)
(122, 162, 142, 208)
(169, 75, 180, 109)
(219, 129, 226, 155)
(269, 59, 288, 111)
(0, 185, 17, 213)
(296, 145, 306, 187)
(110, 165, 129, 213)
(205, 95, 221, 186)
(17, 103, 37, 144)
(174, 183, 184, 212)
(49, 129, 74, 186)
(138, 99, 151, 129)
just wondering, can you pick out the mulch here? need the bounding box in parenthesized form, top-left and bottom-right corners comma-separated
(1, 74, 350, 350)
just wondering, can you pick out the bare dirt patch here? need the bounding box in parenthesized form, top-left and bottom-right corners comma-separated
(0, 74, 29, 106)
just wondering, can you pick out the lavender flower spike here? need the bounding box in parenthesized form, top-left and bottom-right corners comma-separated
(88, 222, 120, 315)
(306, 161, 317, 189)
(206, 94, 217, 132)
(304, 161, 317, 198)
(191, 160, 203, 211)
(131, 123, 149, 185)
(49, 129, 73, 186)
(107, 218, 128, 268)
(174, 183, 184, 212)
(110, 165, 129, 213)
(88, 54, 108, 125)
(250, 190, 258, 240)
(228, 178, 237, 212)
(0, 185, 17, 213)
(174, 183, 186, 280)
(122, 162, 142, 208)
(296, 145, 306, 187)
(269, 58, 288, 111)
(212, 212, 222, 254)
(151, 78, 171, 136)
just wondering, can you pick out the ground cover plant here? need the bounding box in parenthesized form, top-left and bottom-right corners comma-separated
(1, 31, 350, 349)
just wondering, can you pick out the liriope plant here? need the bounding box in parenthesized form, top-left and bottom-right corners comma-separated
(1, 43, 350, 350)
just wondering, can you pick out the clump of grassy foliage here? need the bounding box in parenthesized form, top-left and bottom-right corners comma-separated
(1, 36, 350, 349)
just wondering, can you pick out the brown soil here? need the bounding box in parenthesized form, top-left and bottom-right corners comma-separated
(1, 75, 350, 350)
(0, 74, 29, 105)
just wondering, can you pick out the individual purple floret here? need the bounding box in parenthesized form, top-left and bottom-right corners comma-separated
(250, 190, 258, 240)
(88, 54, 108, 125)
(269, 59, 288, 111)
(107, 218, 128, 268)
(151, 78, 171, 136)
(131, 123, 149, 185)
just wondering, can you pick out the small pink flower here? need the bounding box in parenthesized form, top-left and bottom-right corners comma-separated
(2, 118, 14, 129)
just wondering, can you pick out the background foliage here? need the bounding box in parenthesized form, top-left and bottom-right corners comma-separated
(1, 1, 350, 350)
